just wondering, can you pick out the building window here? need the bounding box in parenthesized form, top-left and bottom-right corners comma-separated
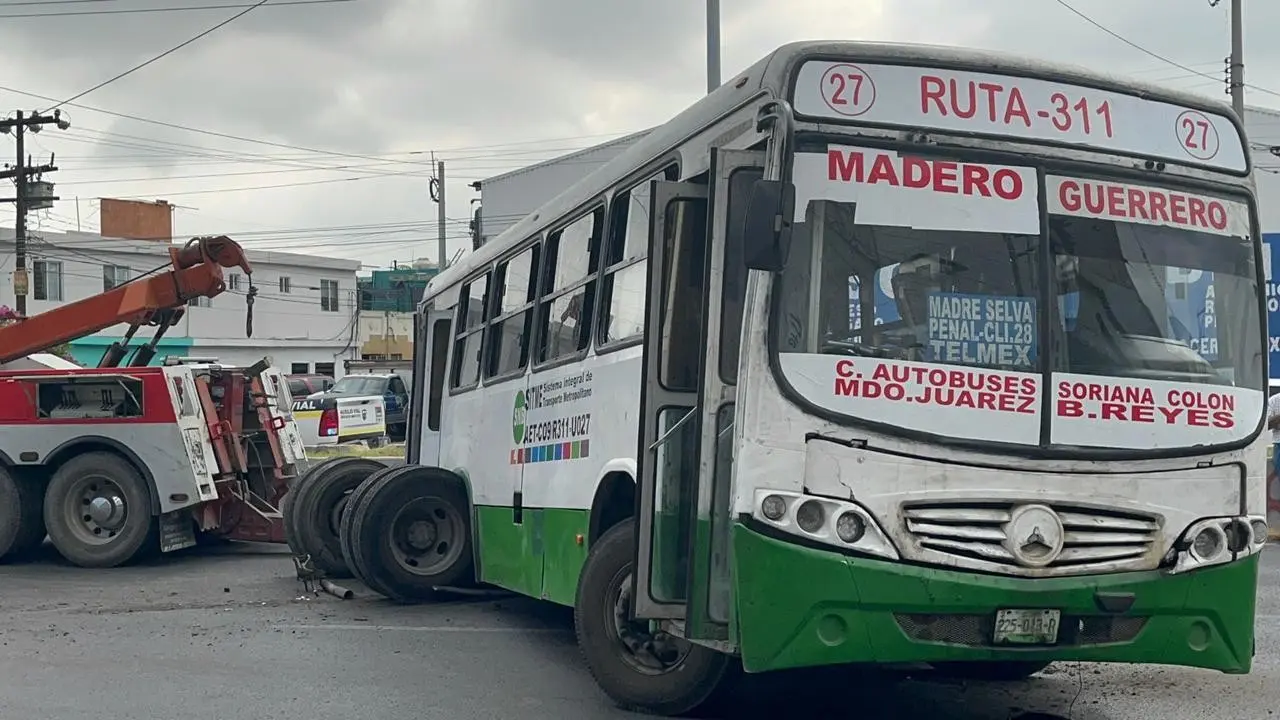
(321, 279, 340, 312)
(279, 276, 292, 294)
(32, 259, 63, 301)
(187, 296, 211, 308)
(103, 265, 131, 291)
(315, 362, 335, 378)
(228, 273, 242, 291)
(290, 362, 309, 374)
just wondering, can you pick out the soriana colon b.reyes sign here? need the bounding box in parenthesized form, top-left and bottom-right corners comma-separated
(781, 145, 1263, 450)
(790, 60, 1248, 173)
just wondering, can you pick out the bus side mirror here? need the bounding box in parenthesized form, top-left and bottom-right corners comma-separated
(742, 179, 795, 272)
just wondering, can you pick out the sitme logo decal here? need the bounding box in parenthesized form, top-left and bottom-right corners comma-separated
(510, 389, 590, 466)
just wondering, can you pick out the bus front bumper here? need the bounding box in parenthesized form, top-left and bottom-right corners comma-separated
(732, 523, 1259, 675)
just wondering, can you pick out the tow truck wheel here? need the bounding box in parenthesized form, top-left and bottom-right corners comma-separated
(575, 519, 736, 716)
(289, 457, 387, 578)
(43, 452, 156, 568)
(929, 661, 1052, 682)
(0, 467, 47, 561)
(345, 465, 475, 603)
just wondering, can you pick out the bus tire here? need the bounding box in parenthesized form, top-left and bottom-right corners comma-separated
(289, 457, 387, 578)
(0, 467, 46, 561)
(930, 660, 1052, 682)
(339, 466, 401, 599)
(345, 465, 474, 603)
(43, 452, 157, 568)
(575, 519, 736, 716)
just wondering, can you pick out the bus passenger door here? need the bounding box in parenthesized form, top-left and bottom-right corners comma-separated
(632, 148, 763, 644)
(408, 308, 453, 467)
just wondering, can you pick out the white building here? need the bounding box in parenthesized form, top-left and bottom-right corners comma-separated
(0, 228, 362, 375)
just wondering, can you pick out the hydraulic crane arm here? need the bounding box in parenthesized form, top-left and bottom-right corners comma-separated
(0, 235, 254, 366)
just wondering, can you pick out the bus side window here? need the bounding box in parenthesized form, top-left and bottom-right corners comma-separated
(451, 273, 489, 389)
(537, 209, 604, 363)
(428, 318, 450, 431)
(599, 165, 679, 346)
(487, 242, 539, 378)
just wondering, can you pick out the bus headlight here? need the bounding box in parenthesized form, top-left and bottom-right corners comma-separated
(761, 494, 787, 521)
(752, 489, 898, 560)
(1171, 515, 1268, 574)
(1251, 519, 1270, 546)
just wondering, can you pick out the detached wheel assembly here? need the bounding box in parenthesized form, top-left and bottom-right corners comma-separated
(340, 465, 475, 603)
(43, 452, 156, 568)
(285, 456, 387, 578)
(0, 466, 47, 562)
(574, 519, 737, 716)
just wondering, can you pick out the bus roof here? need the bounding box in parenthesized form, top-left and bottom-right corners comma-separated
(425, 40, 1246, 301)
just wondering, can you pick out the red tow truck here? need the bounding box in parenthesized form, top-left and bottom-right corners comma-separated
(0, 236, 309, 568)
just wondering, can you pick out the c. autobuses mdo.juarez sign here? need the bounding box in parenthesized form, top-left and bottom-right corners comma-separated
(782, 144, 1262, 450)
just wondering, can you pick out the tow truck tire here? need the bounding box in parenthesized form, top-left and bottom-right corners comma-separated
(338, 466, 401, 599)
(289, 457, 386, 578)
(929, 660, 1052, 682)
(43, 452, 156, 568)
(345, 465, 474, 603)
(575, 519, 737, 716)
(0, 467, 46, 561)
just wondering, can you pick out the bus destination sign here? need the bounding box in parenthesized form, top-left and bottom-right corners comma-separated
(791, 60, 1248, 173)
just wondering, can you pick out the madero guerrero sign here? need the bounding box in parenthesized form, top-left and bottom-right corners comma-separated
(780, 146, 1263, 450)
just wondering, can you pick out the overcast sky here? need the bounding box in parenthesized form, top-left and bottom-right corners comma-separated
(0, 0, 1275, 272)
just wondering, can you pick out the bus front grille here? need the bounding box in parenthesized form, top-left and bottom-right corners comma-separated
(894, 612, 1148, 648)
(901, 501, 1161, 572)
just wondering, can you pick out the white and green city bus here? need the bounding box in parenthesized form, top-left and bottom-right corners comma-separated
(288, 41, 1270, 716)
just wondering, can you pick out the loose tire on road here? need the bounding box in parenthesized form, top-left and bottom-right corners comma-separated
(0, 466, 46, 562)
(343, 465, 474, 603)
(575, 519, 736, 716)
(43, 452, 156, 568)
(929, 660, 1052, 682)
(288, 457, 387, 578)
(338, 466, 402, 599)
(283, 456, 371, 557)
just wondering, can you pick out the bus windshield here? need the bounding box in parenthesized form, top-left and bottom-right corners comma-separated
(774, 145, 1264, 451)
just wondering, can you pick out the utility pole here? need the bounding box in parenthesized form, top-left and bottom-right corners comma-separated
(706, 0, 721, 93)
(0, 109, 70, 316)
(1229, 0, 1244, 117)
(430, 160, 447, 270)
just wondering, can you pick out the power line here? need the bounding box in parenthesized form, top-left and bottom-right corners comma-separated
(0, 0, 347, 19)
(48, 0, 286, 110)
(1052, 0, 1280, 102)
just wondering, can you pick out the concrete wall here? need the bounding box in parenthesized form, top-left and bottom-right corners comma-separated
(357, 310, 414, 359)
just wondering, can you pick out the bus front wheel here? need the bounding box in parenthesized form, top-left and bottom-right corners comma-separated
(575, 519, 735, 716)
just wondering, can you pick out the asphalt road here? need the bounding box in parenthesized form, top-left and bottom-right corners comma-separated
(0, 542, 1277, 720)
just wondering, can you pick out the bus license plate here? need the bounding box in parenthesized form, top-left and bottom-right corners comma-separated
(993, 609, 1061, 645)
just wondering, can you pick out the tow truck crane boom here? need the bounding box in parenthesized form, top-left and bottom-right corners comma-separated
(0, 235, 255, 367)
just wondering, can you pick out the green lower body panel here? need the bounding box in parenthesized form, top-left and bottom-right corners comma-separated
(732, 523, 1259, 675)
(473, 505, 589, 606)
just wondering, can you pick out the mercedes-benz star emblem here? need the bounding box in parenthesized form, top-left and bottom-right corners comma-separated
(1003, 505, 1065, 568)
